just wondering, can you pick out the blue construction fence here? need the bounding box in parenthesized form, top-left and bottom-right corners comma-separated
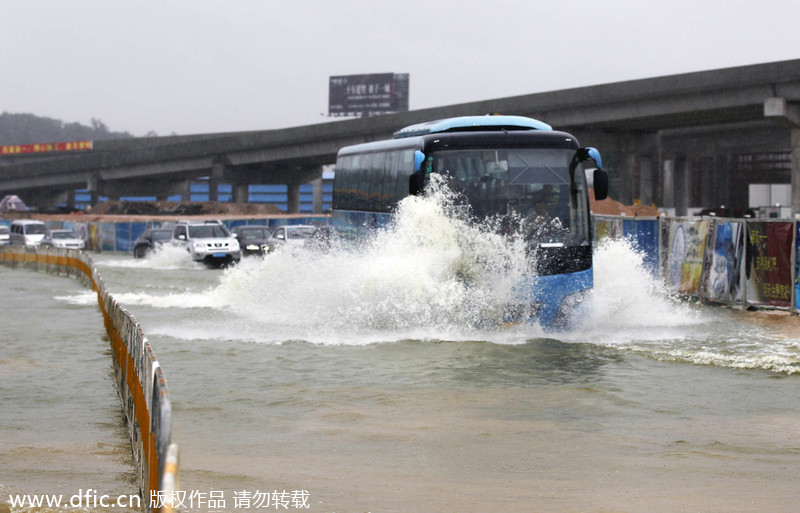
(594, 215, 800, 313)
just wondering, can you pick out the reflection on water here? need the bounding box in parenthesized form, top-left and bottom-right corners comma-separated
(409, 338, 623, 387)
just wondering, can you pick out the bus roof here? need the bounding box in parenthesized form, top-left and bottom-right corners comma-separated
(393, 115, 552, 139)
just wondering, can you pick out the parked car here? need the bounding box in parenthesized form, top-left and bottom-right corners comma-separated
(265, 225, 317, 253)
(170, 220, 241, 267)
(9, 219, 48, 247)
(40, 229, 86, 250)
(133, 228, 173, 258)
(232, 225, 272, 257)
(0, 225, 9, 245)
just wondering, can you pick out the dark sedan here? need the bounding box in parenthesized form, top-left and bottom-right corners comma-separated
(133, 228, 173, 258)
(232, 225, 272, 256)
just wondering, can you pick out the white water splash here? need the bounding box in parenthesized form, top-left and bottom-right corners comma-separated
(578, 238, 800, 373)
(207, 179, 533, 336)
(54, 290, 98, 306)
(96, 244, 203, 270)
(585, 238, 705, 334)
(120, 188, 708, 346)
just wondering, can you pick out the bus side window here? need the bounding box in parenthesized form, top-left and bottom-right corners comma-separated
(348, 155, 363, 210)
(334, 156, 352, 210)
(396, 150, 415, 203)
(346, 156, 360, 210)
(383, 151, 400, 210)
(368, 152, 386, 212)
(355, 153, 372, 211)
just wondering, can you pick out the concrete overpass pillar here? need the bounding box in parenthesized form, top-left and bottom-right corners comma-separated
(618, 153, 636, 205)
(639, 156, 654, 206)
(287, 184, 301, 214)
(700, 157, 714, 208)
(210, 160, 226, 202)
(208, 178, 219, 202)
(312, 177, 323, 213)
(662, 159, 675, 210)
(675, 157, 690, 216)
(714, 155, 730, 209)
(792, 129, 800, 213)
(87, 175, 101, 207)
(233, 184, 249, 203)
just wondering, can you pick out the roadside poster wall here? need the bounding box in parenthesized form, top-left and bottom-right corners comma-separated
(74, 222, 89, 241)
(665, 219, 709, 296)
(704, 220, 745, 304)
(594, 216, 623, 242)
(745, 221, 795, 308)
(796, 222, 800, 314)
(99, 223, 116, 252)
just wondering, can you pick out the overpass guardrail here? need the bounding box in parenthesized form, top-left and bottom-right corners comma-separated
(0, 245, 180, 513)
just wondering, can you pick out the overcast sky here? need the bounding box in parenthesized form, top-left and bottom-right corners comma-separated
(2, 0, 798, 138)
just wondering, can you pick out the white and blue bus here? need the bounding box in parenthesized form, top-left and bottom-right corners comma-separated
(332, 115, 608, 328)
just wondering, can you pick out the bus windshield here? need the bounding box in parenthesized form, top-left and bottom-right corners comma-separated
(427, 147, 590, 247)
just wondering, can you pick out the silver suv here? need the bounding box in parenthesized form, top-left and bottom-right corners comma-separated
(171, 220, 241, 267)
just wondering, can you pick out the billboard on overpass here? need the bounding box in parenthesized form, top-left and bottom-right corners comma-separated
(329, 73, 409, 117)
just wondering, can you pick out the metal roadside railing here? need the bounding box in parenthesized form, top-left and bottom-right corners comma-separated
(0, 245, 180, 513)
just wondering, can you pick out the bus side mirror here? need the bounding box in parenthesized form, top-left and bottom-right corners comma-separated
(414, 150, 425, 172)
(409, 171, 425, 196)
(581, 147, 603, 169)
(593, 169, 608, 201)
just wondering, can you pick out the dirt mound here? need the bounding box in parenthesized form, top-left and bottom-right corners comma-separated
(589, 190, 661, 217)
(90, 200, 284, 216)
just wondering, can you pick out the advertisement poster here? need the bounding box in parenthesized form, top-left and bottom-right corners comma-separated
(746, 221, 794, 308)
(704, 220, 745, 304)
(594, 216, 622, 243)
(666, 219, 709, 295)
(796, 222, 800, 313)
(100, 223, 116, 252)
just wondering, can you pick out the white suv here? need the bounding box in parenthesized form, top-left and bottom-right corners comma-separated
(171, 220, 241, 267)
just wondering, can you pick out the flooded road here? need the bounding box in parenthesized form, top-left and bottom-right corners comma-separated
(2, 207, 800, 512)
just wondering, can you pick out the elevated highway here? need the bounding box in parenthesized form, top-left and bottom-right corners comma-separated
(2, 59, 800, 214)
